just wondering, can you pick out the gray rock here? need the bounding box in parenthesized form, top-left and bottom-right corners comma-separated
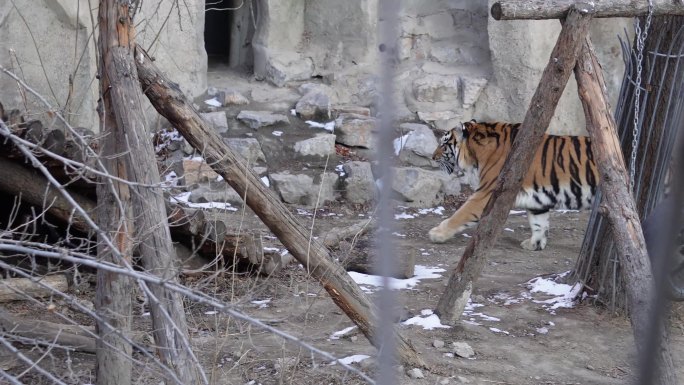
(398, 125, 439, 167)
(406, 368, 425, 379)
(270, 172, 314, 204)
(436, 173, 462, 196)
(200, 111, 229, 133)
(335, 113, 377, 148)
(237, 110, 289, 129)
(188, 185, 243, 205)
(222, 138, 266, 163)
(392, 167, 444, 207)
(460, 76, 488, 109)
(456, 375, 471, 383)
(295, 91, 332, 121)
(222, 89, 250, 105)
(452, 341, 475, 359)
(332, 105, 371, 118)
(265, 56, 313, 87)
(417, 111, 462, 131)
(294, 134, 336, 157)
(342, 161, 376, 204)
(307, 172, 339, 206)
(433, 339, 445, 349)
(412, 74, 460, 104)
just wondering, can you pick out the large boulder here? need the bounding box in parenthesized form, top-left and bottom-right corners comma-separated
(222, 138, 267, 163)
(270, 172, 314, 204)
(293, 134, 336, 158)
(342, 161, 377, 204)
(392, 167, 445, 207)
(397, 123, 439, 167)
(237, 110, 290, 129)
(335, 114, 378, 149)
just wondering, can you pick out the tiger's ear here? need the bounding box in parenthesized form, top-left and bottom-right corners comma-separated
(461, 120, 477, 138)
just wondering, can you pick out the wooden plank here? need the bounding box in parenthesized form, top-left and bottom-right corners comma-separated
(491, 0, 684, 20)
(135, 48, 426, 368)
(435, 5, 594, 324)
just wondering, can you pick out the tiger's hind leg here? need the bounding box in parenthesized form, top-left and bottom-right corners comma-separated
(521, 209, 550, 251)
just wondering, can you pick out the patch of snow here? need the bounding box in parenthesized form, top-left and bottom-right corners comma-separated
(393, 133, 412, 156)
(504, 228, 515, 232)
(272, 130, 283, 137)
(162, 171, 179, 188)
(462, 320, 482, 326)
(330, 326, 357, 340)
(536, 327, 549, 334)
(392, 232, 407, 237)
(556, 209, 580, 214)
(305, 120, 335, 132)
(489, 327, 510, 335)
(462, 233, 472, 238)
(170, 192, 238, 211)
(526, 273, 583, 311)
(348, 265, 446, 292)
(402, 309, 450, 330)
(261, 176, 270, 187)
(394, 212, 415, 220)
(471, 313, 500, 322)
(251, 299, 271, 309)
(417, 206, 446, 216)
(509, 210, 526, 215)
(204, 98, 221, 107)
(296, 208, 312, 216)
(331, 354, 370, 365)
(204, 310, 218, 315)
(290, 109, 297, 116)
(216, 175, 224, 182)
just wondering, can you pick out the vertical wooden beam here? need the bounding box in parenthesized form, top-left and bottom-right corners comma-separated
(573, 35, 679, 385)
(97, 1, 201, 383)
(435, 5, 594, 324)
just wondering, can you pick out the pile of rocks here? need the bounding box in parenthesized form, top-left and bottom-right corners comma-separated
(158, 82, 462, 210)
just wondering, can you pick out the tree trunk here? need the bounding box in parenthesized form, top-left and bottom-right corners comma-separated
(574, 17, 684, 310)
(134, 47, 425, 368)
(573, 33, 678, 385)
(491, 0, 684, 20)
(435, 6, 594, 324)
(97, 1, 201, 384)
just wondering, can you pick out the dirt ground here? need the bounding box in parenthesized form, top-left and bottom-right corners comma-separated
(5, 201, 684, 385)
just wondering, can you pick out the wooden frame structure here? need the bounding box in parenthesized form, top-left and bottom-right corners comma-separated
(434, 2, 682, 383)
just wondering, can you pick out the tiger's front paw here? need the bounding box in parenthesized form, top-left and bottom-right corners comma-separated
(429, 225, 452, 243)
(521, 238, 546, 251)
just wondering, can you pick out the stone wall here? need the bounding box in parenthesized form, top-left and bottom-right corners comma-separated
(0, 0, 207, 131)
(1, 1, 631, 135)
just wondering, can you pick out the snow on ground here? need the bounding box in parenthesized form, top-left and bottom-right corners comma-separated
(305, 120, 335, 132)
(330, 326, 358, 340)
(330, 354, 370, 365)
(170, 192, 238, 211)
(395, 206, 446, 220)
(204, 98, 221, 107)
(348, 265, 446, 292)
(526, 272, 582, 312)
(402, 309, 451, 330)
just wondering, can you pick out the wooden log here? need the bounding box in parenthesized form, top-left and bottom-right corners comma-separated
(573, 33, 679, 385)
(0, 157, 95, 234)
(135, 48, 425, 368)
(435, 5, 594, 324)
(0, 309, 96, 353)
(97, 0, 202, 384)
(491, 0, 684, 20)
(342, 246, 415, 279)
(322, 219, 376, 248)
(0, 275, 68, 302)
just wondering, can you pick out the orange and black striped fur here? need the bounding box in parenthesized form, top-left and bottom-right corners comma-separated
(430, 120, 599, 250)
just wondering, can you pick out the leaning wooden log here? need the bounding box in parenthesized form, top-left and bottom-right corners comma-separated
(0, 309, 96, 353)
(0, 275, 68, 303)
(491, 0, 684, 20)
(435, 5, 594, 324)
(573, 34, 679, 385)
(135, 47, 425, 368)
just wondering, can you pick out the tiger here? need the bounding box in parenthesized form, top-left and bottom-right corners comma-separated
(429, 120, 599, 251)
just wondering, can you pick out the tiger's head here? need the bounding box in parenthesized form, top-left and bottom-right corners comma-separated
(432, 120, 479, 177)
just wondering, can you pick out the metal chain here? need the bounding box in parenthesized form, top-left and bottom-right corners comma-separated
(630, 0, 655, 194)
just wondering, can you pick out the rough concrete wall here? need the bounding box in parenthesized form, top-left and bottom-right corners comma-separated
(0, 0, 96, 129)
(0, 1, 207, 132)
(137, 0, 208, 99)
(303, 0, 378, 75)
(475, 0, 630, 135)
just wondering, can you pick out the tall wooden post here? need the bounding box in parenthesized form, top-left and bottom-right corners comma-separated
(97, 1, 202, 383)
